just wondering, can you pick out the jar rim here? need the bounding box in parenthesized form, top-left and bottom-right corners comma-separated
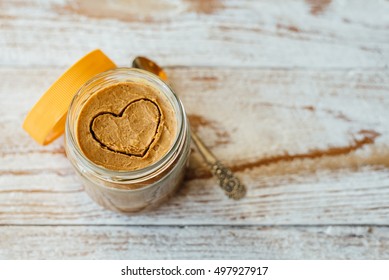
(65, 67, 187, 182)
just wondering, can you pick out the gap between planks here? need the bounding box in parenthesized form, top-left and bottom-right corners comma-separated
(1, 224, 389, 228)
(0, 65, 388, 71)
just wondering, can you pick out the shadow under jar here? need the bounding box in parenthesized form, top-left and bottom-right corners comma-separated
(65, 68, 191, 213)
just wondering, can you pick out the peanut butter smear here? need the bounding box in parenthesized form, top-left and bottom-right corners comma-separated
(76, 82, 177, 171)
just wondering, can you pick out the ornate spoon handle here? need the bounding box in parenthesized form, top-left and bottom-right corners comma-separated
(191, 131, 246, 200)
(210, 161, 246, 200)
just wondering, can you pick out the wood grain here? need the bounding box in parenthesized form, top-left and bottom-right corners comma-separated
(1, 0, 389, 259)
(1, 67, 388, 225)
(1, 225, 388, 259)
(0, 0, 388, 68)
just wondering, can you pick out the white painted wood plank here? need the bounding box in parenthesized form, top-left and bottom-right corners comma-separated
(0, 226, 388, 259)
(0, 67, 388, 225)
(0, 0, 388, 68)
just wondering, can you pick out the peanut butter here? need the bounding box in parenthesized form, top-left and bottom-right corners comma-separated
(76, 82, 177, 171)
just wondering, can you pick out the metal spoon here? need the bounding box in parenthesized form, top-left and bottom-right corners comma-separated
(132, 57, 246, 200)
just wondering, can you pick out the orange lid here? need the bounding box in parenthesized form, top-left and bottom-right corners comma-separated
(23, 49, 116, 145)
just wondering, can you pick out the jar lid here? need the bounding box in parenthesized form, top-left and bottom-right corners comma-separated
(23, 49, 116, 145)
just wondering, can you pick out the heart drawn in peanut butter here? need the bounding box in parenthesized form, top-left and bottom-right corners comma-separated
(90, 98, 161, 157)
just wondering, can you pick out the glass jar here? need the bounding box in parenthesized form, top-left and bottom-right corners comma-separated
(64, 68, 191, 213)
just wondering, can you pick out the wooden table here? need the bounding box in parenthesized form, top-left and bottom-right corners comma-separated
(1, 0, 388, 259)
